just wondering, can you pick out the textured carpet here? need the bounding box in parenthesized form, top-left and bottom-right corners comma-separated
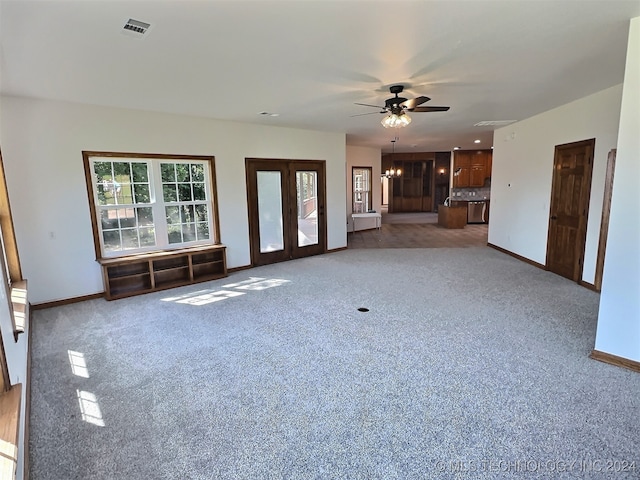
(30, 248, 640, 479)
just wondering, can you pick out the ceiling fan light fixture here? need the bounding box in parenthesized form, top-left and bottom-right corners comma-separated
(381, 112, 411, 128)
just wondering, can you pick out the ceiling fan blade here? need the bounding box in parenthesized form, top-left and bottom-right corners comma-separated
(412, 106, 450, 112)
(354, 102, 384, 109)
(401, 96, 430, 110)
(350, 111, 385, 117)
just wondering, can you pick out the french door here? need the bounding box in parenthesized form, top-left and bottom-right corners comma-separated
(245, 158, 326, 266)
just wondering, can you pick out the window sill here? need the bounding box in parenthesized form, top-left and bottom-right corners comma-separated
(0, 383, 22, 479)
(10, 281, 27, 342)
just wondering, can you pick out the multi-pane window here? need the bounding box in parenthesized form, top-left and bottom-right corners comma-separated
(84, 152, 219, 258)
(352, 167, 372, 213)
(93, 160, 155, 252)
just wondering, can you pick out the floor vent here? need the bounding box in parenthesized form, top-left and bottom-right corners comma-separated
(122, 19, 151, 37)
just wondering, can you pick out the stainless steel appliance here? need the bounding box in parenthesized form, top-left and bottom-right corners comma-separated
(467, 201, 487, 223)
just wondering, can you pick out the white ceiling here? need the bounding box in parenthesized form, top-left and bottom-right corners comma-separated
(1, 0, 639, 153)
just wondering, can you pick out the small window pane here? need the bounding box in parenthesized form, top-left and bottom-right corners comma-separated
(137, 207, 154, 226)
(180, 205, 195, 223)
(139, 227, 155, 246)
(197, 223, 209, 240)
(161, 164, 175, 182)
(165, 206, 180, 224)
(100, 209, 119, 229)
(113, 162, 131, 179)
(163, 184, 177, 202)
(195, 204, 208, 222)
(133, 184, 150, 204)
(178, 184, 192, 201)
(118, 209, 136, 229)
(121, 229, 139, 249)
(103, 230, 121, 252)
(94, 162, 112, 177)
(175, 164, 190, 182)
(99, 180, 122, 205)
(183, 223, 196, 242)
(191, 164, 205, 182)
(193, 183, 206, 201)
(116, 182, 133, 204)
(168, 225, 182, 244)
(131, 163, 149, 182)
(96, 183, 110, 206)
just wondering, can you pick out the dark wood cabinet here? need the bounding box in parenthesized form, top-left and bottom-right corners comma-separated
(470, 164, 486, 187)
(99, 245, 227, 300)
(384, 153, 435, 212)
(454, 150, 492, 188)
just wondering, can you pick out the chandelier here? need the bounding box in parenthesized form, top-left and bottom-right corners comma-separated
(384, 139, 402, 177)
(381, 112, 411, 128)
(384, 167, 402, 178)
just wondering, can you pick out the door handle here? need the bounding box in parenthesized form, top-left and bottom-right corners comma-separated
(550, 215, 558, 220)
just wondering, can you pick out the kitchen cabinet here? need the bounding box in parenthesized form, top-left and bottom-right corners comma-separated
(453, 150, 492, 188)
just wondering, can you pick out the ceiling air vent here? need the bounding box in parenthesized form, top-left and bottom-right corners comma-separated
(122, 18, 151, 38)
(474, 120, 517, 127)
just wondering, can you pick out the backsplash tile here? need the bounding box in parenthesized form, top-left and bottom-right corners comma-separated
(450, 185, 491, 202)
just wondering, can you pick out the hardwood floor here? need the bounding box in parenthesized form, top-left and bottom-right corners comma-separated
(348, 212, 488, 249)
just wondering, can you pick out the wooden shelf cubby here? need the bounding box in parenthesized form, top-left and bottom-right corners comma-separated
(98, 245, 227, 300)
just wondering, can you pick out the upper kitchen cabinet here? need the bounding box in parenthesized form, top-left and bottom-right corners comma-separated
(453, 150, 492, 188)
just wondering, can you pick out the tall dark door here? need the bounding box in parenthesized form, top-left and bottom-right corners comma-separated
(246, 158, 326, 266)
(546, 139, 595, 282)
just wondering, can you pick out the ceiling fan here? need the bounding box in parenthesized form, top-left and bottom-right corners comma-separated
(353, 85, 450, 127)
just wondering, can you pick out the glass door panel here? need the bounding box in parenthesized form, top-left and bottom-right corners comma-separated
(296, 171, 318, 247)
(257, 171, 284, 253)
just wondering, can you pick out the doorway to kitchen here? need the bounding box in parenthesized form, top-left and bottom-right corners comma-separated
(245, 158, 326, 267)
(546, 139, 595, 282)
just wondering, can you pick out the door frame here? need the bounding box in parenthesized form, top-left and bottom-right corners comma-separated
(545, 138, 595, 282)
(594, 149, 616, 290)
(245, 158, 327, 267)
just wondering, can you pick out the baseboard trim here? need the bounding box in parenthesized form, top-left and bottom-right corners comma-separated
(590, 350, 640, 374)
(24, 307, 32, 480)
(487, 243, 546, 270)
(31, 292, 105, 310)
(227, 264, 252, 273)
(579, 280, 599, 292)
(327, 246, 348, 253)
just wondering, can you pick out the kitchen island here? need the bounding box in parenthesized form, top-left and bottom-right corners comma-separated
(437, 205, 467, 229)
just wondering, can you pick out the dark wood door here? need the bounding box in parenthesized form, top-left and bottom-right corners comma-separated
(246, 158, 326, 266)
(546, 139, 595, 282)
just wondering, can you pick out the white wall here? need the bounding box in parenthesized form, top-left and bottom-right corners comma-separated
(595, 17, 640, 362)
(489, 84, 623, 283)
(346, 145, 381, 232)
(0, 96, 347, 304)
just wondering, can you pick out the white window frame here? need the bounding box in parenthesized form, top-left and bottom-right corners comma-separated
(83, 152, 220, 259)
(352, 167, 372, 214)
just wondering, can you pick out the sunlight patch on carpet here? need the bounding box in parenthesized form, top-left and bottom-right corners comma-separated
(68, 350, 89, 378)
(77, 390, 105, 427)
